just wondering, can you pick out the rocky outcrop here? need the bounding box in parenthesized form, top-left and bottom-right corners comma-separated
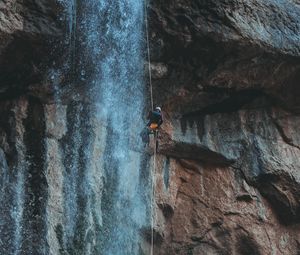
(1, 0, 300, 254)
(149, 0, 300, 111)
(0, 2, 104, 254)
(153, 156, 300, 254)
(148, 0, 300, 254)
(0, 0, 63, 98)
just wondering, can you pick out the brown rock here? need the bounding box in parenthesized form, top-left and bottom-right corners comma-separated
(148, 1, 300, 253)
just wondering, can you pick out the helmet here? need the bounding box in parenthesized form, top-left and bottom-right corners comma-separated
(155, 106, 161, 112)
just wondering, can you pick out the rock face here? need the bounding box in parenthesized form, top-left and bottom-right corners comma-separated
(149, 0, 300, 111)
(0, 2, 104, 254)
(148, 0, 300, 254)
(1, 0, 300, 255)
(0, 0, 63, 98)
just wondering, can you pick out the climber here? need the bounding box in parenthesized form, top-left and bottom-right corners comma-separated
(140, 106, 163, 145)
(147, 106, 163, 132)
(140, 107, 163, 145)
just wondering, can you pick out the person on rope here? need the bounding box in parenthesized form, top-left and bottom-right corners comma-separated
(140, 106, 163, 145)
(147, 106, 163, 132)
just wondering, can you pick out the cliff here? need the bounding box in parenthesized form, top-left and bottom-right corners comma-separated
(149, 0, 300, 254)
(0, 0, 300, 255)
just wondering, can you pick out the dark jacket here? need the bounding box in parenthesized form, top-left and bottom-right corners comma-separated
(147, 110, 163, 126)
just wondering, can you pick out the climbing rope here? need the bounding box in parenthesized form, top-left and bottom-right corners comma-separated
(145, 0, 154, 111)
(144, 1, 156, 255)
(150, 136, 157, 255)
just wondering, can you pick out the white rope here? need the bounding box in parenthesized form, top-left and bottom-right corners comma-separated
(144, 1, 156, 255)
(145, 0, 154, 111)
(150, 138, 157, 255)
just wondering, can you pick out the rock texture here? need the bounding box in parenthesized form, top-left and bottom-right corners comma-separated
(1, 0, 300, 255)
(0, 2, 104, 254)
(0, 0, 63, 99)
(153, 157, 300, 254)
(148, 0, 300, 254)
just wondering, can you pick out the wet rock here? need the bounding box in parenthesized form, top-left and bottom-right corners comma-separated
(150, 62, 168, 79)
(45, 104, 67, 139)
(45, 137, 64, 255)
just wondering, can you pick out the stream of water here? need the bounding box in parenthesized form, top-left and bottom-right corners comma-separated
(0, 1, 149, 254)
(67, 0, 148, 254)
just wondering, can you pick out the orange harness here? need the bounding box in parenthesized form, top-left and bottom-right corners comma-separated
(149, 123, 158, 131)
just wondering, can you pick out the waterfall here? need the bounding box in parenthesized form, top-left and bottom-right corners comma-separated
(0, 1, 150, 254)
(91, 1, 148, 254)
(60, 0, 149, 254)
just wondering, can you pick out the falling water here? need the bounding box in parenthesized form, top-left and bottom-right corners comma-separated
(61, 0, 149, 254)
(0, 0, 149, 254)
(91, 1, 148, 253)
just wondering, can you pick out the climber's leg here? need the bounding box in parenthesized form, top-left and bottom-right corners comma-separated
(140, 127, 150, 145)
